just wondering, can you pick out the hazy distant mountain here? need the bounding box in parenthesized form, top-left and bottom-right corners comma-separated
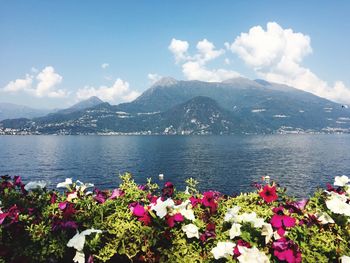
(1, 78, 350, 134)
(0, 103, 50, 121)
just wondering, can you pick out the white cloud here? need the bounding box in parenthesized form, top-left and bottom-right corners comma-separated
(76, 78, 140, 103)
(3, 74, 33, 93)
(168, 38, 189, 63)
(35, 66, 65, 97)
(148, 73, 162, 85)
(3, 66, 67, 98)
(101, 63, 109, 69)
(169, 38, 240, 82)
(230, 21, 350, 104)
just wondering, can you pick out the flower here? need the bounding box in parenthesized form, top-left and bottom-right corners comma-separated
(67, 228, 102, 263)
(76, 180, 94, 192)
(162, 182, 174, 198)
(272, 238, 302, 263)
(200, 223, 216, 242)
(109, 188, 124, 199)
(229, 223, 242, 239)
(173, 200, 195, 221)
(201, 191, 220, 213)
(233, 240, 251, 257)
(224, 206, 241, 222)
(285, 199, 308, 214)
(57, 178, 73, 189)
(236, 212, 265, 228)
(334, 175, 350, 187)
(67, 191, 78, 202)
(24, 181, 47, 191)
(259, 185, 278, 203)
(129, 203, 151, 225)
(340, 255, 350, 263)
(326, 192, 350, 216)
(261, 223, 274, 244)
(182, 223, 199, 239)
(166, 213, 184, 228)
(315, 212, 335, 224)
(271, 207, 296, 229)
(150, 197, 174, 218)
(211, 241, 236, 260)
(237, 246, 270, 263)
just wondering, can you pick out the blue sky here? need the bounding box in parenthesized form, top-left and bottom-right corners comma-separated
(1, 1, 349, 108)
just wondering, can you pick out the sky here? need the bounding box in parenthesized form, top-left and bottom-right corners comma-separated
(0, 1, 350, 109)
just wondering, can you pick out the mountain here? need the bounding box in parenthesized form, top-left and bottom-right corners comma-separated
(1, 78, 350, 135)
(55, 96, 104, 114)
(0, 103, 50, 121)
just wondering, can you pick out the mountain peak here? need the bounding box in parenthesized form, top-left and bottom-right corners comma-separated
(152, 77, 178, 87)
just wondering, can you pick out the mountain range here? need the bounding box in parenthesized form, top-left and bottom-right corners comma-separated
(1, 77, 350, 135)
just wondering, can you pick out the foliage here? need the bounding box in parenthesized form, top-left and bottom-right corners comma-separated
(0, 174, 350, 262)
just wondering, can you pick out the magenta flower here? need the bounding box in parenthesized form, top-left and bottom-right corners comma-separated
(58, 201, 67, 210)
(0, 213, 8, 225)
(162, 182, 174, 198)
(132, 203, 146, 217)
(50, 192, 57, 204)
(285, 199, 308, 214)
(201, 191, 219, 214)
(94, 189, 107, 203)
(166, 213, 184, 228)
(199, 223, 216, 243)
(147, 194, 158, 204)
(233, 239, 251, 257)
(271, 207, 296, 229)
(189, 196, 201, 207)
(129, 202, 151, 226)
(272, 238, 302, 263)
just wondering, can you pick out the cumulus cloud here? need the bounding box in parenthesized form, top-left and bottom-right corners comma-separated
(169, 38, 240, 82)
(76, 78, 140, 103)
(148, 73, 162, 85)
(229, 21, 350, 104)
(101, 63, 109, 69)
(3, 66, 67, 98)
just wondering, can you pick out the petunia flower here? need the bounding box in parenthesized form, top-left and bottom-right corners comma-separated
(67, 191, 78, 202)
(340, 255, 350, 263)
(24, 181, 47, 191)
(57, 178, 73, 189)
(150, 197, 174, 218)
(334, 175, 350, 187)
(259, 184, 278, 203)
(67, 228, 102, 263)
(162, 182, 174, 198)
(261, 223, 273, 244)
(326, 192, 350, 216)
(201, 191, 220, 214)
(182, 223, 199, 239)
(229, 223, 242, 239)
(173, 200, 195, 221)
(271, 207, 296, 229)
(166, 213, 184, 228)
(224, 206, 241, 222)
(76, 180, 94, 193)
(109, 189, 124, 199)
(237, 246, 270, 263)
(236, 212, 265, 228)
(211, 241, 236, 260)
(200, 223, 216, 243)
(315, 212, 335, 224)
(272, 238, 302, 263)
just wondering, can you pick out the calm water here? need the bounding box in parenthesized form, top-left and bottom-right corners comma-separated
(1, 135, 350, 197)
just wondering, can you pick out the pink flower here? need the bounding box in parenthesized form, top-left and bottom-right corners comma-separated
(272, 238, 302, 263)
(58, 201, 67, 210)
(129, 203, 151, 226)
(285, 199, 308, 214)
(259, 185, 278, 203)
(94, 189, 107, 203)
(109, 188, 124, 200)
(189, 196, 201, 207)
(162, 182, 174, 198)
(271, 207, 296, 229)
(132, 203, 146, 217)
(199, 223, 216, 243)
(233, 239, 251, 257)
(201, 191, 220, 214)
(166, 213, 184, 228)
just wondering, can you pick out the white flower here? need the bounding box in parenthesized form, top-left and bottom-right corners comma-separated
(224, 206, 241, 222)
(261, 223, 273, 244)
(229, 223, 242, 239)
(67, 228, 102, 263)
(150, 197, 174, 218)
(326, 193, 350, 216)
(76, 180, 94, 192)
(57, 178, 73, 188)
(315, 212, 335, 224)
(334, 175, 350, 187)
(237, 246, 270, 263)
(236, 212, 265, 228)
(24, 181, 47, 191)
(67, 191, 78, 202)
(340, 255, 350, 263)
(184, 186, 190, 195)
(211, 241, 236, 260)
(72, 250, 85, 263)
(67, 228, 102, 251)
(173, 200, 195, 220)
(182, 223, 199, 239)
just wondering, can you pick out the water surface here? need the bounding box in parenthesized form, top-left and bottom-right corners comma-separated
(1, 135, 349, 197)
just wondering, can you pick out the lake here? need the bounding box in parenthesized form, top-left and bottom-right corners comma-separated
(1, 135, 350, 197)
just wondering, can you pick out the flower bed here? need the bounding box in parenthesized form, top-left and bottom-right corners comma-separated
(0, 174, 350, 263)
